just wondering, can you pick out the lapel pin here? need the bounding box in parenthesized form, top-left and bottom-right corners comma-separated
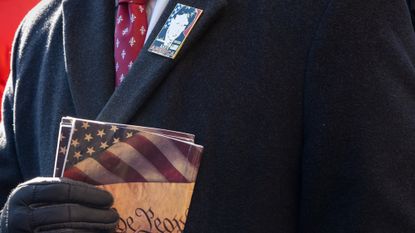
(148, 3, 203, 59)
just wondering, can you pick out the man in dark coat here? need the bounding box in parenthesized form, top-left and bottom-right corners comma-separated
(2, 0, 415, 232)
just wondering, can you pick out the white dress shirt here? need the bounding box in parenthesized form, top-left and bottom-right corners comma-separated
(146, 0, 169, 41)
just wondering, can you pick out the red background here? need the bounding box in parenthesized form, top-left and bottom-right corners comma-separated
(0, 0, 39, 102)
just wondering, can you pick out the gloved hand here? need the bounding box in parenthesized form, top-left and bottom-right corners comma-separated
(0, 177, 119, 233)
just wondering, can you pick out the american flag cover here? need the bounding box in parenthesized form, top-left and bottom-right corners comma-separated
(53, 117, 197, 178)
(56, 117, 203, 185)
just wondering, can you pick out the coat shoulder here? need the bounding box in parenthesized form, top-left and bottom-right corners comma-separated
(11, 0, 64, 77)
(13, 0, 63, 58)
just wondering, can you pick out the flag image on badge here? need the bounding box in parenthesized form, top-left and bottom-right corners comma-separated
(148, 3, 203, 59)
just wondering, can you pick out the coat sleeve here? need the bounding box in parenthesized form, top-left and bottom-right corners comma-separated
(301, 0, 415, 232)
(0, 25, 25, 208)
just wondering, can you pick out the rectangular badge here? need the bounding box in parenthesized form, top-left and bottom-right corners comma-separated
(148, 3, 203, 59)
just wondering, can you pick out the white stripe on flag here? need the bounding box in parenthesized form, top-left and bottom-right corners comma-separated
(107, 142, 168, 182)
(144, 133, 198, 182)
(74, 158, 125, 184)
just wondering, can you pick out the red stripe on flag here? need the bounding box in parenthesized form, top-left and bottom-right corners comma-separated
(188, 145, 203, 169)
(64, 166, 101, 185)
(126, 134, 188, 182)
(96, 150, 148, 183)
(171, 140, 202, 168)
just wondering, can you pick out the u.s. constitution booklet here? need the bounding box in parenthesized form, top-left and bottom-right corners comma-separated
(53, 117, 203, 233)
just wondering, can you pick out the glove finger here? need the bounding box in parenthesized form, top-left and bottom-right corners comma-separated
(38, 230, 98, 233)
(13, 178, 113, 208)
(36, 222, 117, 233)
(31, 204, 119, 229)
(34, 223, 116, 233)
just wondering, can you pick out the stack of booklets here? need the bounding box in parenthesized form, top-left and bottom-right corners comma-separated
(53, 117, 203, 233)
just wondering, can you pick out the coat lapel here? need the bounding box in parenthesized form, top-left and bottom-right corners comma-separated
(62, 0, 116, 119)
(97, 0, 228, 123)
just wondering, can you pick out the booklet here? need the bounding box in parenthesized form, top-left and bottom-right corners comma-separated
(54, 117, 203, 233)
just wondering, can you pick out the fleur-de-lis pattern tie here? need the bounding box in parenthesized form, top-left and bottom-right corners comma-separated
(114, 0, 148, 87)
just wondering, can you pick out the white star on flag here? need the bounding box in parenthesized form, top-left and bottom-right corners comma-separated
(140, 26, 146, 36)
(116, 38, 120, 48)
(122, 27, 129, 36)
(116, 62, 119, 71)
(139, 5, 145, 13)
(117, 15, 123, 24)
(121, 50, 126, 59)
(129, 37, 136, 47)
(120, 74, 125, 82)
(130, 14, 136, 23)
(128, 61, 133, 70)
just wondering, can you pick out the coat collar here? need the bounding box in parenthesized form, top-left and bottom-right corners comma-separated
(62, 0, 116, 119)
(62, 0, 227, 123)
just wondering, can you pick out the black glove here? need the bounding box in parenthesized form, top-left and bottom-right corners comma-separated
(0, 177, 119, 233)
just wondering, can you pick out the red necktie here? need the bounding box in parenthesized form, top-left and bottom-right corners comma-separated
(114, 0, 148, 87)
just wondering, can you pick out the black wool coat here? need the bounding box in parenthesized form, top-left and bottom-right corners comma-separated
(2, 0, 415, 232)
